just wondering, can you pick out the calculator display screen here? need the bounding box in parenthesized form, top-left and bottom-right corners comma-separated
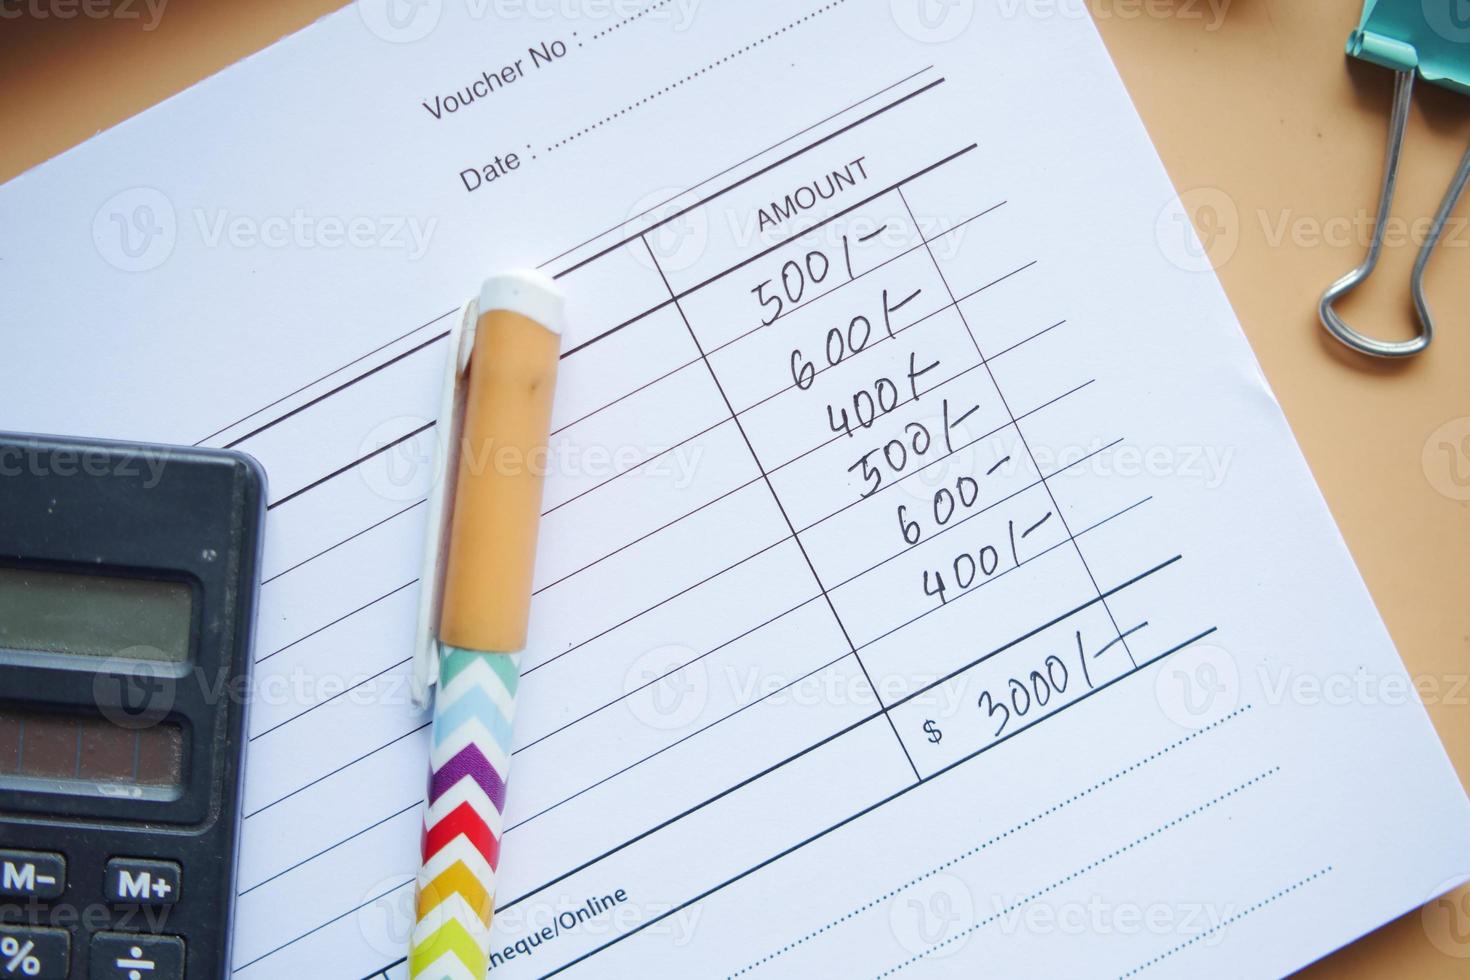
(0, 704, 184, 800)
(0, 566, 192, 663)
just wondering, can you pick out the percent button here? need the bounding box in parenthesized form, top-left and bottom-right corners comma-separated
(0, 926, 69, 980)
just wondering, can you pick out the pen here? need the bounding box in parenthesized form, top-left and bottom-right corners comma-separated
(408, 270, 564, 979)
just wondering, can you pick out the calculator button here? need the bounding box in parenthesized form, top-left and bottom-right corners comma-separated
(89, 933, 184, 980)
(103, 859, 181, 906)
(0, 850, 66, 901)
(0, 924, 69, 979)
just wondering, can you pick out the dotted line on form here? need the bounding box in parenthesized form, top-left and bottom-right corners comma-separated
(550, 0, 851, 152)
(873, 766, 1284, 978)
(730, 704, 1258, 977)
(1117, 866, 1335, 978)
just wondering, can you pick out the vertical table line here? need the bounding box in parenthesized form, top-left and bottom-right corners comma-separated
(638, 234, 923, 783)
(896, 186, 1137, 667)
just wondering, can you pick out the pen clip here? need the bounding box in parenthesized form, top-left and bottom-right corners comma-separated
(411, 298, 479, 708)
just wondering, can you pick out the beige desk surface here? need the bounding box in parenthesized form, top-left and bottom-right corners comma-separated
(4, 1, 1469, 974)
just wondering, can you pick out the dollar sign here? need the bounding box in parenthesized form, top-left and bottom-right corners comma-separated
(923, 719, 942, 744)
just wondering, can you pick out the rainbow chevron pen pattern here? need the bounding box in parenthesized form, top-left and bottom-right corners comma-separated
(410, 646, 520, 979)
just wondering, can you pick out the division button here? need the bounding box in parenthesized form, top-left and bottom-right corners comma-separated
(89, 933, 184, 980)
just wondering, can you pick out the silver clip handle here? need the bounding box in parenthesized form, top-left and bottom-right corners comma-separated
(1319, 71, 1470, 359)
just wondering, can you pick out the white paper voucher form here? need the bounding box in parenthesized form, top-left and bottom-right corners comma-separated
(3, 1, 1469, 977)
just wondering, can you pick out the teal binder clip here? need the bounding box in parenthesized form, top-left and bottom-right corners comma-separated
(1319, 1, 1470, 358)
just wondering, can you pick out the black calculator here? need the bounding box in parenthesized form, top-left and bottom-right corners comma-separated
(0, 433, 266, 979)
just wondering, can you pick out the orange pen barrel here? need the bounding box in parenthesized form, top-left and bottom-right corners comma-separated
(437, 271, 563, 653)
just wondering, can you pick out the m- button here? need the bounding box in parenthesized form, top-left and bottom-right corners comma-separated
(0, 850, 66, 901)
(103, 859, 181, 906)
